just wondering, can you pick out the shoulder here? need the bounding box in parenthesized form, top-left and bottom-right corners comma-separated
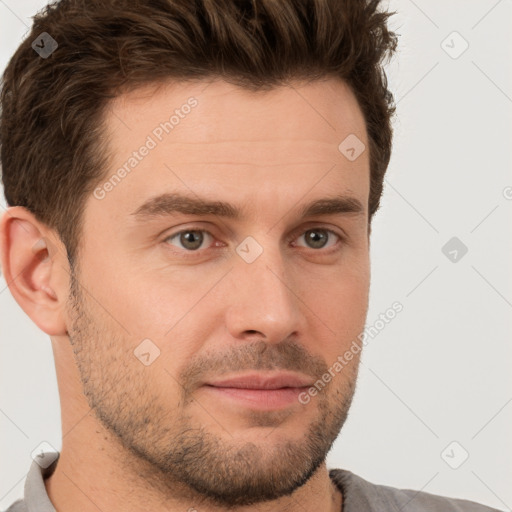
(329, 468, 504, 512)
(2, 498, 27, 512)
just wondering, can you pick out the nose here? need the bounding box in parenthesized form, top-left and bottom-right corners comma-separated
(224, 238, 304, 344)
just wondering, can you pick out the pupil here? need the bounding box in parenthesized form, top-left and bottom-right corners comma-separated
(307, 230, 327, 248)
(182, 231, 203, 250)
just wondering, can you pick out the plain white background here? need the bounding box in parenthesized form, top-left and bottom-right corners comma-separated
(1, 0, 511, 510)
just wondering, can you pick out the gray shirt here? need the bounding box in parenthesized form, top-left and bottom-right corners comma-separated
(3, 453, 503, 511)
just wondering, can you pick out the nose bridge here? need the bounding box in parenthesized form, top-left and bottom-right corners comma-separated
(225, 234, 302, 341)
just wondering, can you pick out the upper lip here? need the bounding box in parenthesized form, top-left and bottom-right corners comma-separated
(204, 372, 314, 390)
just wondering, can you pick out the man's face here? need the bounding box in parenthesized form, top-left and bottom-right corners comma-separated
(65, 78, 370, 506)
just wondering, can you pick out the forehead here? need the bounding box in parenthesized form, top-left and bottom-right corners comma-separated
(90, 77, 369, 226)
(107, 77, 367, 146)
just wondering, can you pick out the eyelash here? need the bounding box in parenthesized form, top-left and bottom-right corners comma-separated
(163, 226, 345, 257)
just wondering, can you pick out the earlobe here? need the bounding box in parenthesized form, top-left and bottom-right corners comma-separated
(0, 206, 69, 336)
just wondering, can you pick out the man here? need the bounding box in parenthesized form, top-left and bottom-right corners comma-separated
(0, 0, 502, 511)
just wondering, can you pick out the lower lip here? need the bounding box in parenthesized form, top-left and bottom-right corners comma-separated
(203, 385, 308, 410)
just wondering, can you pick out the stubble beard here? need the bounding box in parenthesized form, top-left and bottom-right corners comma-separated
(65, 267, 359, 507)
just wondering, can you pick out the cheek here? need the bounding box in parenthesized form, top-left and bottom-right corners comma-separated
(105, 275, 218, 374)
(84, 259, 197, 336)
(304, 261, 369, 360)
(311, 260, 369, 318)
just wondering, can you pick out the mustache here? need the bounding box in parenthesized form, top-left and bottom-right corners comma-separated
(177, 339, 329, 393)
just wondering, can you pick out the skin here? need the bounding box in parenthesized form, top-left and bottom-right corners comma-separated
(0, 77, 371, 512)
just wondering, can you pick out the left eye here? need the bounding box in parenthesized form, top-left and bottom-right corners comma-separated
(164, 228, 341, 253)
(293, 228, 341, 250)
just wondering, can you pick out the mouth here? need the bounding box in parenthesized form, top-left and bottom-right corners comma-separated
(201, 372, 314, 410)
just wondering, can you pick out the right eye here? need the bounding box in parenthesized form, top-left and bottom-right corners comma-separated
(163, 228, 216, 252)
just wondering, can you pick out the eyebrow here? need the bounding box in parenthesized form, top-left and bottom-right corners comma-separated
(130, 192, 365, 222)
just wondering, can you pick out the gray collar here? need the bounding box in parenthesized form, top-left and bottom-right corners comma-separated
(24, 453, 58, 512)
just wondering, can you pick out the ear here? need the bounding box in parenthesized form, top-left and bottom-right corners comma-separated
(0, 206, 69, 336)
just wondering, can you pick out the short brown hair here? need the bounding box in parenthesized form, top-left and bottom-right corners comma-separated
(0, 0, 398, 266)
